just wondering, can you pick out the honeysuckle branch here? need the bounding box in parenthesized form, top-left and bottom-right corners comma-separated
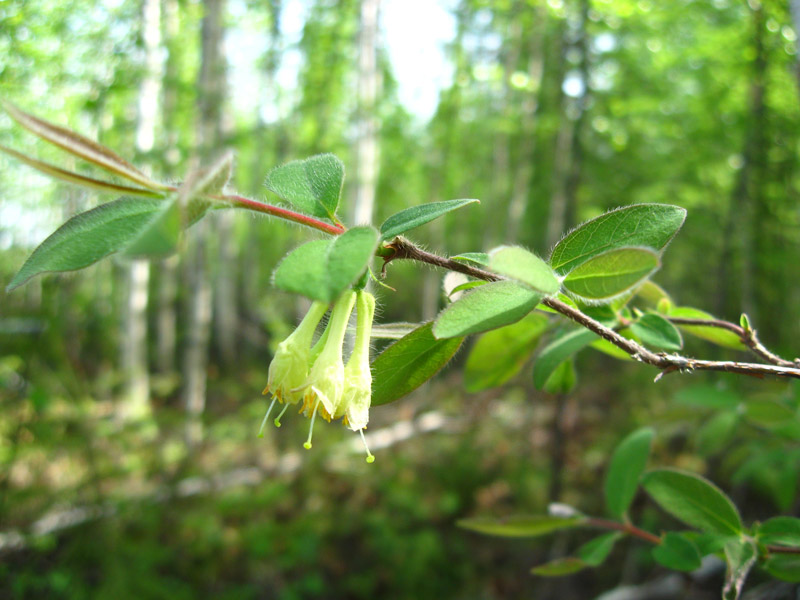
(381, 236, 800, 382)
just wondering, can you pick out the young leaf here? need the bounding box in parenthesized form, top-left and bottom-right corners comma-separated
(758, 516, 800, 548)
(667, 307, 745, 350)
(532, 328, 598, 390)
(577, 532, 622, 566)
(652, 532, 702, 572)
(632, 280, 672, 308)
(630, 312, 683, 351)
(7, 197, 168, 291)
(562, 247, 660, 302)
(371, 322, 463, 406)
(433, 280, 542, 339)
(543, 359, 577, 394)
(763, 554, 800, 583)
(458, 515, 584, 538)
(723, 539, 757, 600)
(641, 468, 743, 536)
(488, 246, 560, 294)
(2, 101, 166, 190)
(264, 153, 344, 221)
(0, 144, 162, 198)
(121, 198, 181, 258)
(451, 252, 490, 268)
(550, 203, 686, 275)
(604, 427, 655, 519)
(531, 557, 586, 576)
(463, 313, 548, 392)
(272, 226, 379, 302)
(185, 151, 234, 197)
(379, 198, 479, 241)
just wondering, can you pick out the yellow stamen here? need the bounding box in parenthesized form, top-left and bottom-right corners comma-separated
(359, 428, 375, 463)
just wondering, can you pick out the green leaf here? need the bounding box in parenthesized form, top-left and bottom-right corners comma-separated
(458, 515, 584, 538)
(562, 247, 660, 302)
(642, 468, 743, 536)
(667, 307, 746, 350)
(652, 532, 703, 572)
(371, 322, 463, 406)
(433, 280, 542, 339)
(121, 198, 181, 258)
(590, 337, 634, 361)
(448, 280, 488, 296)
(533, 328, 598, 390)
(7, 197, 168, 291)
(272, 226, 379, 302)
(550, 203, 686, 275)
(605, 427, 655, 519)
(488, 245, 560, 294)
(543, 359, 577, 394)
(3, 101, 167, 190)
(695, 411, 739, 456)
(577, 532, 622, 566)
(674, 384, 741, 410)
(463, 313, 548, 392)
(763, 554, 800, 583)
(0, 143, 162, 198)
(379, 199, 479, 240)
(451, 252, 490, 267)
(633, 280, 672, 309)
(744, 400, 800, 439)
(264, 154, 344, 221)
(630, 312, 683, 351)
(758, 517, 800, 547)
(531, 558, 586, 576)
(723, 539, 757, 600)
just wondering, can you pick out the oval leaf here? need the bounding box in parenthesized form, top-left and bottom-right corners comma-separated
(562, 247, 660, 302)
(122, 198, 181, 258)
(458, 515, 584, 538)
(531, 557, 586, 577)
(604, 427, 654, 519)
(433, 280, 542, 339)
(550, 203, 686, 275)
(578, 532, 622, 567)
(630, 312, 683, 351)
(758, 516, 800, 548)
(379, 198, 479, 241)
(489, 245, 560, 294)
(667, 306, 746, 350)
(464, 313, 548, 392)
(533, 328, 598, 390)
(642, 468, 743, 536)
(652, 532, 703, 572)
(371, 322, 463, 406)
(763, 554, 800, 583)
(264, 153, 344, 221)
(7, 197, 167, 291)
(272, 226, 379, 302)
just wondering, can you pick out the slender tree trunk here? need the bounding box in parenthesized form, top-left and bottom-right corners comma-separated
(184, 0, 226, 445)
(352, 0, 381, 226)
(120, 0, 163, 421)
(546, 0, 589, 250)
(506, 7, 545, 245)
(790, 0, 800, 95)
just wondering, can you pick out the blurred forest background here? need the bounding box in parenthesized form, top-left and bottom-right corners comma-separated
(2, 0, 800, 598)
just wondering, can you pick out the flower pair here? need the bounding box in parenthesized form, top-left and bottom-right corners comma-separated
(260, 289, 376, 462)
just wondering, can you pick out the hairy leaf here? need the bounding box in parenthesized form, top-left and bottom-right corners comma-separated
(121, 198, 181, 258)
(379, 198, 479, 240)
(550, 203, 686, 275)
(371, 322, 463, 406)
(642, 468, 743, 536)
(451, 252, 490, 267)
(7, 197, 167, 290)
(272, 226, 378, 302)
(264, 154, 344, 221)
(667, 306, 745, 350)
(562, 247, 660, 301)
(488, 245, 560, 294)
(605, 427, 654, 519)
(533, 328, 598, 390)
(578, 532, 622, 566)
(433, 280, 542, 339)
(630, 312, 683, 351)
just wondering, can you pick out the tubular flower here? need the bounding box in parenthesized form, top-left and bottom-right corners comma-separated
(258, 300, 329, 434)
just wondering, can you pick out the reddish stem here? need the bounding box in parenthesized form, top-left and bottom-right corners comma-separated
(586, 517, 662, 545)
(219, 194, 346, 235)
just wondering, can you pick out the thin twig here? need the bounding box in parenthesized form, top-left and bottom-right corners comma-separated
(382, 236, 800, 381)
(586, 517, 662, 545)
(218, 194, 346, 235)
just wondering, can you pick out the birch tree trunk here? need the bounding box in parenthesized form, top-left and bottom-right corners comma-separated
(352, 0, 381, 226)
(184, 0, 226, 445)
(119, 0, 163, 421)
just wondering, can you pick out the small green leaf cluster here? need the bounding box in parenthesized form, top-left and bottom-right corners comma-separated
(459, 427, 800, 598)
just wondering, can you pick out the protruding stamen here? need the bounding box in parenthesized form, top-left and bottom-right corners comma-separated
(274, 403, 290, 428)
(304, 399, 320, 450)
(359, 428, 375, 463)
(257, 397, 278, 438)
